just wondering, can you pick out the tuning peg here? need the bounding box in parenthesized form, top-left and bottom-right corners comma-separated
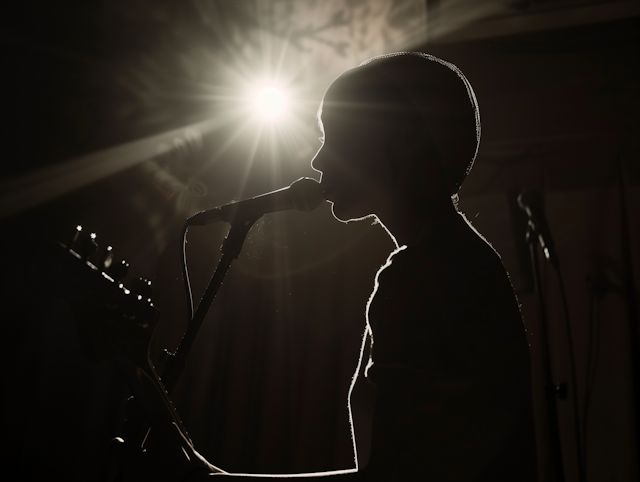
(67, 225, 83, 251)
(80, 232, 99, 262)
(160, 348, 175, 364)
(131, 278, 153, 300)
(107, 259, 129, 281)
(99, 246, 114, 271)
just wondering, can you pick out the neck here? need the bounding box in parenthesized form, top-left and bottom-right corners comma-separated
(377, 195, 458, 248)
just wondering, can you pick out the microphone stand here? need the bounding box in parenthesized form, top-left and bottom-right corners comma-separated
(162, 216, 260, 394)
(526, 220, 566, 482)
(112, 217, 259, 482)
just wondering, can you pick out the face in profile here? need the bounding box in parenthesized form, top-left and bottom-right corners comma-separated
(311, 103, 395, 223)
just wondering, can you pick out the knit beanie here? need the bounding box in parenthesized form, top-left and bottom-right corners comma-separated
(327, 52, 480, 195)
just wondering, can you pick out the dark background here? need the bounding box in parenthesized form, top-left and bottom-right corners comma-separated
(1, 1, 639, 481)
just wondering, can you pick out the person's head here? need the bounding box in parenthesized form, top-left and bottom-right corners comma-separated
(312, 52, 480, 224)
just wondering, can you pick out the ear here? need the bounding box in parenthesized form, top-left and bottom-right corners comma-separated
(393, 127, 449, 199)
(399, 123, 423, 155)
(384, 122, 420, 178)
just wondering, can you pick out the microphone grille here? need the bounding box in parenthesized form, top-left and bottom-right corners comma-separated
(288, 178, 325, 212)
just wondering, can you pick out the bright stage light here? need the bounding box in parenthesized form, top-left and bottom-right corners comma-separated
(255, 87, 286, 118)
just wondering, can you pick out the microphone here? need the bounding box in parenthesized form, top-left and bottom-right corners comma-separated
(517, 190, 560, 269)
(187, 177, 324, 226)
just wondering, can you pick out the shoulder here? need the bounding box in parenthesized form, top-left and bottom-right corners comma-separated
(381, 213, 505, 286)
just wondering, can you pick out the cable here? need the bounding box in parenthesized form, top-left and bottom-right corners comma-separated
(555, 267, 585, 482)
(180, 223, 194, 324)
(582, 293, 600, 477)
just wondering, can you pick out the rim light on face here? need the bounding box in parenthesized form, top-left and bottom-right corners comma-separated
(256, 87, 286, 118)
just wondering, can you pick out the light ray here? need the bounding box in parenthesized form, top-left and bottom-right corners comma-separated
(234, 120, 267, 202)
(0, 116, 230, 219)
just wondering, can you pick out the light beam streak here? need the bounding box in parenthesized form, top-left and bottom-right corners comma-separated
(0, 117, 228, 219)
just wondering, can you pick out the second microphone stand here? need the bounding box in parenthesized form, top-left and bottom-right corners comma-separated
(161, 216, 260, 395)
(526, 220, 566, 482)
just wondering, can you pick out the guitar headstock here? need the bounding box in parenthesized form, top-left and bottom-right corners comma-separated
(32, 225, 196, 445)
(33, 225, 160, 370)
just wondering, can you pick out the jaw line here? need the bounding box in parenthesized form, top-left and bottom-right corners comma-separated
(330, 202, 378, 225)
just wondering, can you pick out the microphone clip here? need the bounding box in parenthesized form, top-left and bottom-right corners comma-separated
(221, 216, 260, 259)
(525, 216, 560, 270)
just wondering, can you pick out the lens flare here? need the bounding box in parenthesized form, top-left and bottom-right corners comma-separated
(256, 87, 286, 118)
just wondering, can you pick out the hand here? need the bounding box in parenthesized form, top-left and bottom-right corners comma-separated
(111, 397, 220, 482)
